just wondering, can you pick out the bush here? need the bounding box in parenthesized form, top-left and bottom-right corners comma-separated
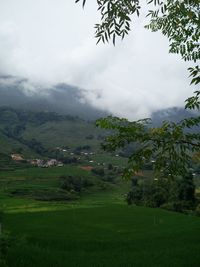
(161, 201, 195, 213)
(126, 178, 169, 207)
(108, 163, 113, 170)
(33, 190, 79, 201)
(146, 189, 168, 208)
(60, 176, 82, 192)
(177, 173, 195, 202)
(126, 172, 196, 212)
(60, 176, 93, 192)
(126, 187, 143, 205)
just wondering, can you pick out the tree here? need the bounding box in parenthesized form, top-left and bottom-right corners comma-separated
(75, 0, 200, 179)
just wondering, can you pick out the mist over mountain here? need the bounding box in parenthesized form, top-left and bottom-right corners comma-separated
(0, 75, 108, 120)
(0, 74, 198, 125)
(151, 107, 197, 125)
(0, 74, 199, 158)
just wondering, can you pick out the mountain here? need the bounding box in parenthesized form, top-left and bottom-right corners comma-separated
(0, 75, 107, 120)
(151, 107, 199, 126)
(0, 107, 106, 157)
(1, 75, 197, 124)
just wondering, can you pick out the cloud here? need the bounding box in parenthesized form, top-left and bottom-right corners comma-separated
(0, 0, 193, 119)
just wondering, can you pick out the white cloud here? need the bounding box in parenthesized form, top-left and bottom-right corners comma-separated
(0, 0, 193, 119)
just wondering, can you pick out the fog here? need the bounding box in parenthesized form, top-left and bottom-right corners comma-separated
(0, 0, 193, 119)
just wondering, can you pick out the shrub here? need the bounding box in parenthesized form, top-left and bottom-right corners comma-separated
(60, 176, 82, 192)
(126, 187, 143, 205)
(126, 172, 196, 212)
(60, 176, 93, 192)
(32, 190, 79, 201)
(161, 201, 195, 213)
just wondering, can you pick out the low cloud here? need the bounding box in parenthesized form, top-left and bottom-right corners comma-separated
(0, 0, 193, 119)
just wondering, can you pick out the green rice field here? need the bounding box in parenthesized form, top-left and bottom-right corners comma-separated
(0, 167, 200, 267)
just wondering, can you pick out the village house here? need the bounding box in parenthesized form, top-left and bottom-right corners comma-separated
(11, 154, 24, 161)
(29, 158, 63, 168)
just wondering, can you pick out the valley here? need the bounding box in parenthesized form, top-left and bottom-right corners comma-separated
(0, 106, 200, 267)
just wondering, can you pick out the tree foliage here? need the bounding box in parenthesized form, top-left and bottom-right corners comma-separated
(76, 0, 200, 179)
(76, 0, 199, 59)
(126, 172, 196, 212)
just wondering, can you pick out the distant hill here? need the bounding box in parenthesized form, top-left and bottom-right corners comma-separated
(0, 75, 108, 120)
(1, 75, 197, 124)
(1, 74, 199, 158)
(151, 107, 199, 126)
(0, 107, 106, 157)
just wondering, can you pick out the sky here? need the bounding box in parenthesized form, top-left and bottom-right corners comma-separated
(0, 0, 194, 119)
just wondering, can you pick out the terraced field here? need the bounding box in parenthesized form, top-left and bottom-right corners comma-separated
(0, 167, 200, 267)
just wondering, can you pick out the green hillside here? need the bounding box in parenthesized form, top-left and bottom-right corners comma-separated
(0, 107, 107, 157)
(22, 120, 101, 149)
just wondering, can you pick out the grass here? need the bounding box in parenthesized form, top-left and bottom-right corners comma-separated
(0, 165, 127, 212)
(1, 166, 200, 266)
(3, 204, 200, 267)
(91, 152, 128, 167)
(23, 120, 102, 149)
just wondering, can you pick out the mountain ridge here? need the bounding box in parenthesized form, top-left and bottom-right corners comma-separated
(0, 75, 108, 120)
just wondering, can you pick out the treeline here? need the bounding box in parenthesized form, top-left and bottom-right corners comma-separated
(127, 172, 200, 213)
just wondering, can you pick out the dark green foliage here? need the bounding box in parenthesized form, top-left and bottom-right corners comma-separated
(76, 0, 140, 45)
(146, 0, 200, 62)
(177, 172, 195, 203)
(126, 172, 196, 212)
(126, 187, 143, 205)
(96, 116, 200, 179)
(91, 167, 105, 176)
(108, 163, 113, 170)
(60, 175, 93, 192)
(126, 178, 169, 207)
(60, 176, 82, 192)
(23, 138, 47, 155)
(76, 0, 199, 62)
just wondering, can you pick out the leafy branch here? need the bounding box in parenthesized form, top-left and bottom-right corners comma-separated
(96, 115, 200, 179)
(76, 0, 200, 179)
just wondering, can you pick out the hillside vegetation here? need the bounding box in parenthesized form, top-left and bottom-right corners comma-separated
(0, 107, 106, 156)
